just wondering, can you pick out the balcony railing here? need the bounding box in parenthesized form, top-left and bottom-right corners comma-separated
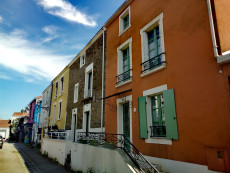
(44, 131, 69, 140)
(77, 132, 160, 173)
(116, 69, 132, 85)
(150, 126, 166, 137)
(141, 53, 166, 73)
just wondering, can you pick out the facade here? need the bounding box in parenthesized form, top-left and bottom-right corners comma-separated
(40, 84, 52, 129)
(27, 96, 42, 143)
(33, 100, 42, 143)
(66, 28, 105, 141)
(0, 120, 10, 140)
(49, 66, 69, 130)
(104, 0, 230, 173)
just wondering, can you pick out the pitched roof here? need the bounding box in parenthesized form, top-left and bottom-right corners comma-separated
(12, 112, 29, 117)
(0, 120, 10, 127)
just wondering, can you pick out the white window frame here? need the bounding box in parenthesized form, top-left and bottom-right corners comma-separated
(55, 81, 58, 98)
(57, 100, 62, 120)
(74, 83, 79, 103)
(52, 103, 56, 126)
(80, 54, 86, 68)
(140, 13, 166, 78)
(116, 37, 132, 88)
(143, 84, 172, 145)
(60, 76, 64, 95)
(119, 6, 131, 36)
(84, 63, 93, 98)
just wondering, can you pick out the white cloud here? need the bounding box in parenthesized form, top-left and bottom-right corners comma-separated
(37, 0, 97, 27)
(0, 15, 3, 23)
(0, 72, 11, 80)
(0, 29, 73, 82)
(42, 25, 58, 42)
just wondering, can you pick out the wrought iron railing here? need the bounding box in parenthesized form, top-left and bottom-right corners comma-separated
(150, 126, 166, 138)
(77, 132, 160, 173)
(44, 131, 69, 140)
(141, 53, 166, 73)
(116, 69, 132, 85)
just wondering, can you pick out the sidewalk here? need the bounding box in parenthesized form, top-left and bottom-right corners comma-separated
(13, 143, 68, 173)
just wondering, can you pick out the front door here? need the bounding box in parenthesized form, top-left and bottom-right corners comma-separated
(123, 102, 130, 151)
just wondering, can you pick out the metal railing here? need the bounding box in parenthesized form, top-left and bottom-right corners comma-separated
(77, 132, 160, 173)
(116, 69, 132, 85)
(141, 53, 165, 73)
(150, 126, 166, 138)
(44, 131, 69, 140)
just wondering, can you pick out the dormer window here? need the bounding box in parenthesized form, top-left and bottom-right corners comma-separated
(119, 6, 130, 36)
(80, 55, 86, 68)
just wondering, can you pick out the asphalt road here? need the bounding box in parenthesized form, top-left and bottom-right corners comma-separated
(0, 142, 68, 173)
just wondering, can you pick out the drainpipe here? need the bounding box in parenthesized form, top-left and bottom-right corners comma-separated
(101, 27, 106, 132)
(206, 0, 230, 64)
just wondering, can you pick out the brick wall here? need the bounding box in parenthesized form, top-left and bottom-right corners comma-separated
(66, 33, 105, 130)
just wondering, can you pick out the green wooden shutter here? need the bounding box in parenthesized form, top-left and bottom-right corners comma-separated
(138, 96, 148, 139)
(163, 89, 178, 140)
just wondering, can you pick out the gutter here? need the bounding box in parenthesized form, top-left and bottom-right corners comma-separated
(207, 0, 230, 64)
(101, 27, 106, 132)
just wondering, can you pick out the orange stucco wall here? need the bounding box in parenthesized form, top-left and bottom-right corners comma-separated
(213, 0, 230, 53)
(105, 0, 230, 170)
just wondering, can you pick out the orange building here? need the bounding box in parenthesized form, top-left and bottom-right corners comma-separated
(104, 0, 230, 172)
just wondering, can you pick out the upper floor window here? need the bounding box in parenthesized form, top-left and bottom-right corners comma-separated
(74, 83, 79, 103)
(140, 13, 166, 76)
(55, 82, 58, 98)
(80, 55, 86, 68)
(84, 63, 93, 98)
(119, 6, 130, 36)
(117, 38, 132, 86)
(60, 77, 64, 94)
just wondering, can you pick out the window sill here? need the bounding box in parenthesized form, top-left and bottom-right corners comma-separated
(119, 25, 131, 37)
(116, 78, 132, 88)
(140, 64, 166, 78)
(145, 137, 172, 145)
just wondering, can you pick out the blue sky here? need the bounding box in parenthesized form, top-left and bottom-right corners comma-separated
(0, 0, 125, 120)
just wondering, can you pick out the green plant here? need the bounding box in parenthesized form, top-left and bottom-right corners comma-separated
(78, 139, 88, 144)
(35, 143, 41, 149)
(89, 140, 99, 146)
(75, 170, 83, 173)
(52, 157, 57, 162)
(87, 167, 95, 173)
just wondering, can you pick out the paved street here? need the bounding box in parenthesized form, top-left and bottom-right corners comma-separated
(0, 142, 68, 173)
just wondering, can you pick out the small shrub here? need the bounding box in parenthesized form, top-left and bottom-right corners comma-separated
(87, 167, 95, 173)
(52, 158, 57, 162)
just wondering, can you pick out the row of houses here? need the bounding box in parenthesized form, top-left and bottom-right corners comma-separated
(24, 0, 230, 172)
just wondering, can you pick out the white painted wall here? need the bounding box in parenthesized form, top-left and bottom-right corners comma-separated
(41, 139, 71, 165)
(145, 155, 222, 173)
(71, 143, 137, 173)
(0, 127, 10, 140)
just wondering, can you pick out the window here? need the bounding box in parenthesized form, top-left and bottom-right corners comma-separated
(55, 82, 58, 98)
(150, 94, 166, 137)
(140, 13, 166, 76)
(53, 104, 56, 125)
(60, 77, 64, 94)
(117, 38, 132, 86)
(119, 6, 130, 36)
(58, 101, 62, 120)
(74, 83, 79, 103)
(46, 91, 48, 105)
(84, 63, 93, 98)
(138, 85, 178, 144)
(87, 72, 92, 97)
(80, 55, 86, 68)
